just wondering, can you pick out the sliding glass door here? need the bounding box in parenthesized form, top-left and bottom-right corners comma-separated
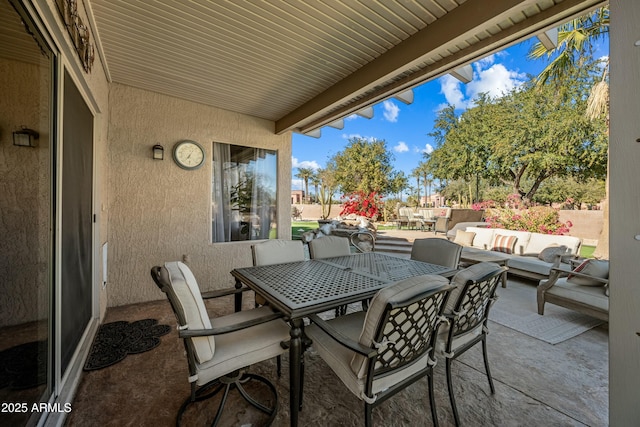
(0, 1, 54, 425)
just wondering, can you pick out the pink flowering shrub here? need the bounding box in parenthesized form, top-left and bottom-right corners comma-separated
(484, 206, 572, 235)
(340, 191, 382, 220)
(472, 200, 498, 210)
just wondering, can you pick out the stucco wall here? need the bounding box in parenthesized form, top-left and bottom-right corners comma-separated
(107, 83, 292, 307)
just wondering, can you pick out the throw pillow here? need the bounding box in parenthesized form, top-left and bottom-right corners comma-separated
(537, 245, 567, 263)
(491, 234, 517, 254)
(453, 230, 476, 247)
(567, 259, 609, 286)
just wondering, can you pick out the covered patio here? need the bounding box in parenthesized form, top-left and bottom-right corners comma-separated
(1, 1, 638, 426)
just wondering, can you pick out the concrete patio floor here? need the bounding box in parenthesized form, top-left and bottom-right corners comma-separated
(65, 267, 608, 426)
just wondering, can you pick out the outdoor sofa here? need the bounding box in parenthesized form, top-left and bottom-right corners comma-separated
(452, 226, 582, 281)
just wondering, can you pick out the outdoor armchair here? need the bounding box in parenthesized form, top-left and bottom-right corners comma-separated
(150, 261, 290, 426)
(537, 259, 609, 321)
(305, 275, 453, 426)
(437, 262, 506, 426)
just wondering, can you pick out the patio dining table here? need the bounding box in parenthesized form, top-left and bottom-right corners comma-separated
(231, 251, 456, 427)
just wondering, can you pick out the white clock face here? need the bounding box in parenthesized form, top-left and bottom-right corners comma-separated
(173, 140, 205, 170)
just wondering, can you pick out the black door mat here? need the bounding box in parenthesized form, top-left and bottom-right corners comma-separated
(84, 319, 171, 371)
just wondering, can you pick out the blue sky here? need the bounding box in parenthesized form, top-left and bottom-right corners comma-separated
(291, 33, 609, 192)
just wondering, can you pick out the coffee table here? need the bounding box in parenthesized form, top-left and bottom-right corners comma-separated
(459, 251, 509, 287)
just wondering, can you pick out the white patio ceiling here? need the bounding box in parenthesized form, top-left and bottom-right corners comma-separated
(88, 0, 606, 135)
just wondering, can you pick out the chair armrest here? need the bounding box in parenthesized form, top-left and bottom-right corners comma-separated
(549, 267, 609, 285)
(179, 312, 284, 338)
(308, 314, 377, 358)
(201, 286, 251, 300)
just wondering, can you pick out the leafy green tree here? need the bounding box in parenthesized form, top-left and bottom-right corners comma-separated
(427, 65, 607, 204)
(317, 162, 338, 219)
(427, 95, 494, 204)
(528, 6, 609, 257)
(295, 167, 314, 204)
(309, 173, 321, 203)
(331, 137, 398, 195)
(389, 171, 409, 201)
(412, 161, 433, 207)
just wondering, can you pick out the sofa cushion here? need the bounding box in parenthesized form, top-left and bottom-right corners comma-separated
(453, 230, 476, 247)
(490, 230, 532, 255)
(507, 256, 571, 277)
(491, 234, 517, 254)
(547, 278, 609, 312)
(524, 233, 581, 255)
(568, 259, 610, 286)
(466, 227, 495, 250)
(538, 245, 568, 263)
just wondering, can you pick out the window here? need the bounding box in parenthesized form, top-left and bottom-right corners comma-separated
(212, 142, 277, 242)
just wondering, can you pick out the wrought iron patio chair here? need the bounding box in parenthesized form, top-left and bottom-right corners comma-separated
(151, 261, 289, 426)
(350, 231, 376, 253)
(411, 238, 463, 270)
(306, 275, 453, 427)
(437, 262, 507, 426)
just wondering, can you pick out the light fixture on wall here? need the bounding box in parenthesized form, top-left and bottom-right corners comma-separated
(152, 144, 164, 160)
(13, 127, 39, 147)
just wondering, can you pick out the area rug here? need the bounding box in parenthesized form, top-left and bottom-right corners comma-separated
(488, 281, 604, 344)
(84, 319, 171, 371)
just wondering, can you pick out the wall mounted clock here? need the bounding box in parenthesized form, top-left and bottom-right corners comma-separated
(172, 140, 205, 170)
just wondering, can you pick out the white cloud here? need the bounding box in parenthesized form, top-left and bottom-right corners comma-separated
(413, 143, 434, 154)
(345, 114, 359, 121)
(439, 74, 467, 109)
(477, 54, 496, 68)
(291, 178, 303, 190)
(466, 63, 526, 101)
(438, 59, 526, 111)
(394, 141, 409, 153)
(342, 133, 376, 142)
(291, 156, 320, 170)
(382, 100, 400, 122)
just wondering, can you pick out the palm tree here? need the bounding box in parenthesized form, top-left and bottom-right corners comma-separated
(528, 6, 609, 258)
(309, 173, 321, 204)
(295, 167, 314, 204)
(413, 161, 432, 207)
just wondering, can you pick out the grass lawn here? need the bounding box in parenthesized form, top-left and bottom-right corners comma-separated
(291, 220, 397, 239)
(580, 245, 596, 258)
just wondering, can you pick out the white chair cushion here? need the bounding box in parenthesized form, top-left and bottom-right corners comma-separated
(306, 309, 444, 400)
(547, 278, 609, 311)
(165, 261, 216, 363)
(309, 236, 351, 259)
(195, 306, 290, 386)
(252, 239, 305, 265)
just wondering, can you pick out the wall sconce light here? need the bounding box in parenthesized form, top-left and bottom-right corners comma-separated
(13, 127, 39, 147)
(152, 144, 164, 160)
